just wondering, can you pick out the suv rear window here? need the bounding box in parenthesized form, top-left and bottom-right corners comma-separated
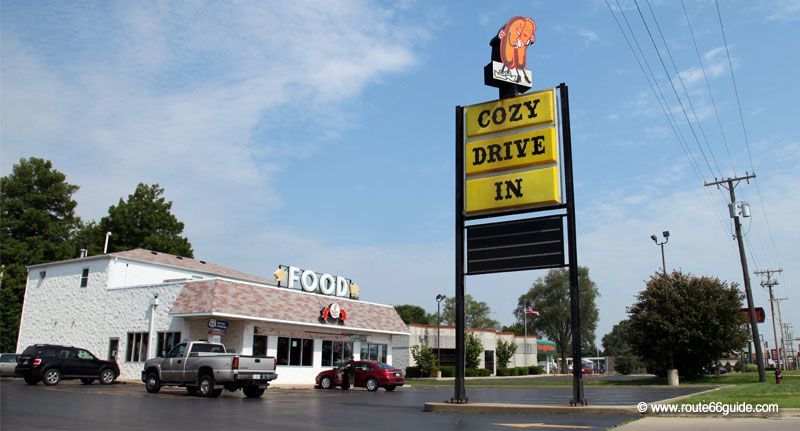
(190, 344, 225, 353)
(0, 354, 16, 363)
(22, 345, 63, 357)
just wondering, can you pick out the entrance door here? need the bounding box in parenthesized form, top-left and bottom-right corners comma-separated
(108, 338, 119, 361)
(484, 350, 495, 372)
(253, 335, 268, 357)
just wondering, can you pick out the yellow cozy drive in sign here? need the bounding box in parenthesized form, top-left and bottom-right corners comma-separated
(465, 89, 555, 138)
(466, 126, 557, 176)
(465, 166, 560, 215)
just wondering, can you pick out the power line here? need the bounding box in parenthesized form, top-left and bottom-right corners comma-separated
(644, 0, 724, 179)
(632, 0, 718, 181)
(680, 0, 738, 176)
(605, 0, 732, 239)
(605, 0, 732, 237)
(714, 0, 782, 269)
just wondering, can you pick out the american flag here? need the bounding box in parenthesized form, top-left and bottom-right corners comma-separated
(524, 306, 540, 316)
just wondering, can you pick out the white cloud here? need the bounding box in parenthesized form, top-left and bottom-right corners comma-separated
(1, 0, 430, 243)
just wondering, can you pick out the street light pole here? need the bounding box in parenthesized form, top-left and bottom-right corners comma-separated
(436, 294, 446, 369)
(650, 231, 670, 274)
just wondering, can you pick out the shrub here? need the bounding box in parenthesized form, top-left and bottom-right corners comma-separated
(529, 366, 544, 375)
(411, 344, 437, 377)
(496, 367, 510, 376)
(405, 366, 420, 378)
(480, 368, 492, 376)
(496, 339, 517, 368)
(744, 364, 758, 373)
(516, 367, 528, 375)
(440, 365, 456, 377)
(464, 368, 493, 377)
(510, 367, 519, 376)
(466, 332, 483, 369)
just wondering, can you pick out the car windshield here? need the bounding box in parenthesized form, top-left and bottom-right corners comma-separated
(375, 362, 394, 370)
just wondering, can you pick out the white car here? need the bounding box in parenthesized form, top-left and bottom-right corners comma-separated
(0, 353, 18, 377)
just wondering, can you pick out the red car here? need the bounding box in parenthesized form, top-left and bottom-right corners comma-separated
(315, 360, 404, 392)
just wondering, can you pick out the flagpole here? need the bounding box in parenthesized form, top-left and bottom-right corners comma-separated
(523, 303, 528, 368)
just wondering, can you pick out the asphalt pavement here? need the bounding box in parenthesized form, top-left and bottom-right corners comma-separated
(0, 378, 643, 430)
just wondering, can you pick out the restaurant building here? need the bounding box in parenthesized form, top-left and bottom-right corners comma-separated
(17, 249, 409, 384)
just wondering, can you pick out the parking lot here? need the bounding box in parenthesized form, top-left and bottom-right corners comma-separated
(1, 378, 719, 430)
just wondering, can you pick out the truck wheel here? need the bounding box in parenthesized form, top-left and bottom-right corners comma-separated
(365, 377, 379, 392)
(199, 373, 222, 398)
(186, 386, 198, 396)
(145, 371, 161, 393)
(242, 386, 265, 398)
(320, 376, 333, 389)
(43, 368, 61, 386)
(99, 368, 116, 385)
(24, 376, 39, 385)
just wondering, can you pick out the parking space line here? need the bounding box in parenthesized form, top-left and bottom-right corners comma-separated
(494, 424, 594, 429)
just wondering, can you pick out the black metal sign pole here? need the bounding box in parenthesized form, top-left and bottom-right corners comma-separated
(559, 83, 585, 406)
(453, 105, 467, 402)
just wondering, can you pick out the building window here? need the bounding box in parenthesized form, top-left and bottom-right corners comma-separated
(322, 340, 354, 367)
(360, 342, 388, 363)
(80, 268, 89, 287)
(126, 332, 149, 362)
(277, 337, 313, 367)
(156, 332, 181, 357)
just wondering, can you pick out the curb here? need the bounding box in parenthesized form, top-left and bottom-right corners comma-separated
(424, 402, 637, 415)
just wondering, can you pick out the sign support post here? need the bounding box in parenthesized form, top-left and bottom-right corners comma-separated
(559, 83, 585, 406)
(453, 105, 467, 403)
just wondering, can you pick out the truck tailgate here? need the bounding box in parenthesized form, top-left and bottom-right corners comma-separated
(237, 356, 276, 372)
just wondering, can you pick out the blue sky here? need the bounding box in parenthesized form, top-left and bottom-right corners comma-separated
(2, 0, 798, 349)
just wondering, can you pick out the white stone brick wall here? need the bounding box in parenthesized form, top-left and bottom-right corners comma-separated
(17, 258, 186, 379)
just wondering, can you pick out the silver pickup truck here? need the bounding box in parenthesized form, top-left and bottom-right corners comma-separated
(141, 341, 277, 398)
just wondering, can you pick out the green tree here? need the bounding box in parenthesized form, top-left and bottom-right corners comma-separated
(495, 338, 517, 368)
(441, 294, 499, 330)
(627, 271, 749, 377)
(465, 332, 483, 369)
(1, 158, 82, 352)
(514, 267, 599, 373)
(602, 319, 643, 375)
(393, 304, 431, 325)
(501, 322, 525, 336)
(410, 343, 437, 377)
(78, 183, 193, 257)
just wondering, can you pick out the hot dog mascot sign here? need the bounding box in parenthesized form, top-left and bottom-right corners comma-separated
(484, 16, 537, 95)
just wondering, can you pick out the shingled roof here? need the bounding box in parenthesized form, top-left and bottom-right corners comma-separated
(111, 248, 273, 285)
(170, 279, 409, 335)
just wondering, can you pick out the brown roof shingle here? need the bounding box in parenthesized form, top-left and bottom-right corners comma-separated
(170, 279, 409, 334)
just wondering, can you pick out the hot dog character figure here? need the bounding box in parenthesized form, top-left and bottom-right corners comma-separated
(498, 16, 536, 84)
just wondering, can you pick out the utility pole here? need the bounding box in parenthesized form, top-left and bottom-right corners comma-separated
(756, 268, 783, 383)
(705, 173, 765, 382)
(775, 298, 789, 371)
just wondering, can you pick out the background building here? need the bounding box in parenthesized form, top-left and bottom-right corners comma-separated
(17, 249, 409, 384)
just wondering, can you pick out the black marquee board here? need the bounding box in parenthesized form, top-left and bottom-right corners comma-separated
(466, 216, 565, 275)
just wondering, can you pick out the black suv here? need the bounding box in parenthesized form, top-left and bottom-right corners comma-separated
(16, 344, 119, 386)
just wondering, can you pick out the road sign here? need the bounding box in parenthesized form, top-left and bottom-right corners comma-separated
(465, 165, 560, 215)
(466, 126, 558, 176)
(467, 215, 564, 275)
(741, 307, 766, 323)
(465, 89, 555, 138)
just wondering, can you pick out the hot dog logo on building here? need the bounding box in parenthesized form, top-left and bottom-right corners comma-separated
(320, 303, 348, 325)
(491, 16, 537, 87)
(273, 265, 360, 300)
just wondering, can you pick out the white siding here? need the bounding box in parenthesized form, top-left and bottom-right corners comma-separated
(108, 258, 207, 289)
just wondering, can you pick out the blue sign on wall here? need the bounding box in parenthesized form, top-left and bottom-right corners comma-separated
(208, 319, 229, 331)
